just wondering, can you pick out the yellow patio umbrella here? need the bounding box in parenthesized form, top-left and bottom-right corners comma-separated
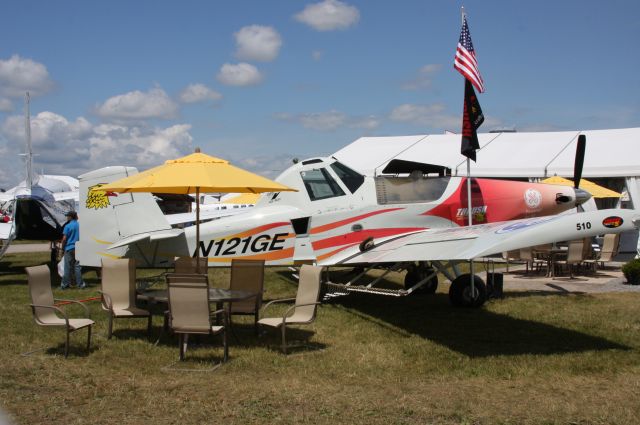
(95, 148, 296, 269)
(542, 175, 621, 198)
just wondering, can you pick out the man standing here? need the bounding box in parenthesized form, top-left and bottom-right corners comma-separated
(60, 211, 86, 289)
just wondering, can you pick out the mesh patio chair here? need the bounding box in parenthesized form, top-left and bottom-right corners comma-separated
(164, 272, 209, 330)
(100, 258, 152, 339)
(553, 239, 584, 279)
(227, 259, 265, 334)
(519, 247, 546, 274)
(167, 274, 228, 363)
(258, 264, 322, 354)
(580, 237, 598, 272)
(26, 265, 94, 358)
(598, 233, 621, 269)
(174, 256, 208, 274)
(501, 250, 520, 273)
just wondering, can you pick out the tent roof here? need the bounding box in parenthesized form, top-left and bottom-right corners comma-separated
(333, 128, 640, 178)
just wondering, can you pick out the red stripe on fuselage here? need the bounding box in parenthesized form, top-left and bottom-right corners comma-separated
(312, 227, 425, 251)
(310, 208, 404, 234)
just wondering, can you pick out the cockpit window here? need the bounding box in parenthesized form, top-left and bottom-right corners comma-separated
(301, 168, 346, 201)
(330, 161, 364, 193)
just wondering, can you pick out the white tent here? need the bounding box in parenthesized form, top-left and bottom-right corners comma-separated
(334, 127, 640, 179)
(334, 127, 640, 255)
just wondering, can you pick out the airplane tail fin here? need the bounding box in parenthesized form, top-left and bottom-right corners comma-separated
(76, 166, 174, 267)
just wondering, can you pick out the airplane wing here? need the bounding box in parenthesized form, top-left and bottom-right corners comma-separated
(52, 191, 79, 202)
(107, 229, 184, 250)
(325, 208, 640, 265)
(164, 208, 251, 226)
(0, 222, 14, 240)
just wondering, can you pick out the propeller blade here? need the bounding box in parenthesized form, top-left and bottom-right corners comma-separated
(574, 134, 586, 189)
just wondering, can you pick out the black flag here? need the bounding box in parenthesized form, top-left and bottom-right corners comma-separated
(461, 79, 484, 161)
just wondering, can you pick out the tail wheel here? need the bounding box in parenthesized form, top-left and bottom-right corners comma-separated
(449, 274, 486, 308)
(404, 263, 438, 294)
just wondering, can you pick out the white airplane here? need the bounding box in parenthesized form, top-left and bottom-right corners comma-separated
(0, 94, 78, 258)
(77, 136, 639, 307)
(163, 193, 256, 227)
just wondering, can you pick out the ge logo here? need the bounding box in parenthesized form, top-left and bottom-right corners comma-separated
(524, 189, 542, 209)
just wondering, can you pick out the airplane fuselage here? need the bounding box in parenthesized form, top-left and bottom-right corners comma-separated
(160, 158, 586, 267)
(78, 157, 588, 268)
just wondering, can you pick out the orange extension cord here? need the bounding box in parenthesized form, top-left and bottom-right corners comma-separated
(54, 296, 101, 306)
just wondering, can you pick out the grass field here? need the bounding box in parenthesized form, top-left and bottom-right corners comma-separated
(1, 251, 640, 424)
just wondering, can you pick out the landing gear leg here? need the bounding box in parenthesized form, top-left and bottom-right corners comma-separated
(404, 262, 438, 294)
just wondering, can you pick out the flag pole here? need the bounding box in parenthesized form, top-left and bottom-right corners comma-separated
(196, 186, 201, 273)
(462, 6, 476, 302)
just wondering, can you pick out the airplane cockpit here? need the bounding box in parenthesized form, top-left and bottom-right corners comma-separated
(260, 157, 367, 209)
(375, 159, 452, 205)
(299, 159, 365, 201)
(261, 156, 455, 209)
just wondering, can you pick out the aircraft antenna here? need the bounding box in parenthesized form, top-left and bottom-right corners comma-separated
(24, 92, 34, 190)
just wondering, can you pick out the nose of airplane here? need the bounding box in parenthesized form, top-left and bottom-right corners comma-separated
(574, 188, 592, 206)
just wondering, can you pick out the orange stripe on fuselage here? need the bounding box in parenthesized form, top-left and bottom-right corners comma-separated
(316, 244, 358, 261)
(206, 247, 295, 263)
(310, 208, 404, 234)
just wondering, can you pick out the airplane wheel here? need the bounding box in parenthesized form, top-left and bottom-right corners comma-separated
(449, 274, 486, 308)
(404, 264, 438, 294)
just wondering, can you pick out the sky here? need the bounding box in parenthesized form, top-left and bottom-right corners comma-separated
(0, 0, 638, 188)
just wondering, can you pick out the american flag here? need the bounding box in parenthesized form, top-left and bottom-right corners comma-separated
(454, 15, 484, 93)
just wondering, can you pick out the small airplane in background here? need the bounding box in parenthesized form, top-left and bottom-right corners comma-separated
(0, 93, 78, 258)
(77, 135, 639, 307)
(163, 192, 257, 227)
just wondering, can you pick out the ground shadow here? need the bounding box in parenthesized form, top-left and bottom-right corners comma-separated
(330, 292, 628, 357)
(20, 341, 97, 359)
(232, 323, 325, 352)
(277, 267, 629, 356)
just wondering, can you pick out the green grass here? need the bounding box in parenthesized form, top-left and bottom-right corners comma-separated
(1, 251, 640, 424)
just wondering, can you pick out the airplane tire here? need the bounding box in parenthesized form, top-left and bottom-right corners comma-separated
(404, 265, 438, 294)
(449, 274, 486, 308)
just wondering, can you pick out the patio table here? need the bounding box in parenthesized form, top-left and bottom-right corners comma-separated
(137, 288, 258, 341)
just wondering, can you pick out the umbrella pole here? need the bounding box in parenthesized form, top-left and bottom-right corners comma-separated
(196, 187, 201, 273)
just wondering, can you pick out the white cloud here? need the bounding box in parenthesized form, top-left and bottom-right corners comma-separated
(294, 0, 360, 31)
(217, 63, 263, 87)
(179, 83, 222, 104)
(389, 103, 501, 131)
(300, 110, 347, 130)
(234, 25, 282, 62)
(89, 123, 192, 168)
(229, 153, 297, 180)
(0, 98, 12, 112)
(389, 103, 459, 129)
(0, 111, 193, 187)
(275, 110, 380, 131)
(95, 88, 178, 120)
(0, 55, 54, 97)
(350, 115, 380, 130)
(401, 64, 442, 90)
